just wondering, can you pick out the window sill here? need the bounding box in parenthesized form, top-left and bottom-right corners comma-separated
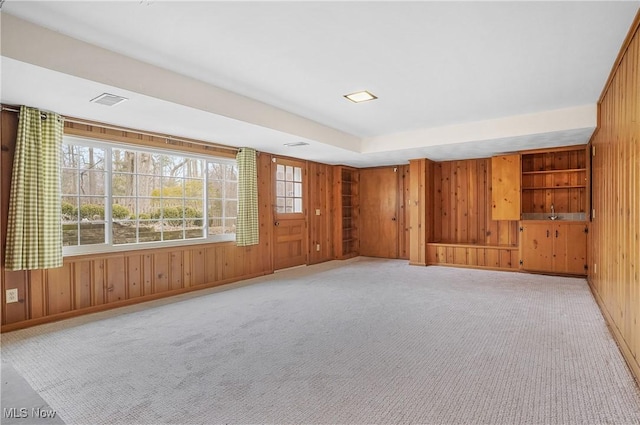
(63, 234, 237, 258)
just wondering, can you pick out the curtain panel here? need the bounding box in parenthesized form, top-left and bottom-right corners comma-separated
(235, 148, 259, 246)
(5, 106, 64, 270)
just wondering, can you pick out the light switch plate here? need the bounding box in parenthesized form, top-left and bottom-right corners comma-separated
(315, 209, 321, 216)
(6, 288, 18, 303)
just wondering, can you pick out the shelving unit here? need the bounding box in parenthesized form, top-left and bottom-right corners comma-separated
(521, 146, 588, 216)
(519, 146, 589, 276)
(333, 167, 359, 259)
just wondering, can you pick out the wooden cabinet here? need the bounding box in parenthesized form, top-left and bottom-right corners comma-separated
(520, 221, 587, 275)
(491, 154, 521, 220)
(333, 166, 359, 259)
(521, 146, 588, 216)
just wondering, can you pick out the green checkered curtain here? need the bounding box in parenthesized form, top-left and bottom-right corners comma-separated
(236, 148, 259, 246)
(5, 106, 64, 270)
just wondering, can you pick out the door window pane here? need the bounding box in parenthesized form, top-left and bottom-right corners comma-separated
(275, 163, 303, 215)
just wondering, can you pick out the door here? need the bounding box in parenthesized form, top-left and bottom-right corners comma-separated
(272, 157, 307, 270)
(359, 167, 399, 258)
(491, 154, 521, 220)
(521, 222, 553, 272)
(553, 223, 587, 275)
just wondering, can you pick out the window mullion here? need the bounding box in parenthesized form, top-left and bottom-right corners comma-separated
(204, 162, 209, 238)
(105, 146, 113, 246)
(225, 167, 229, 233)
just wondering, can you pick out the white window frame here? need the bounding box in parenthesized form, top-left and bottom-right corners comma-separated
(62, 136, 238, 257)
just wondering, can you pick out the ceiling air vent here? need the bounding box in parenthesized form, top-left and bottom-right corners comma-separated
(90, 93, 128, 107)
(284, 142, 310, 147)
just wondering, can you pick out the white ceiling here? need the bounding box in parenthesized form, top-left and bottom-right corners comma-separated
(1, 1, 638, 166)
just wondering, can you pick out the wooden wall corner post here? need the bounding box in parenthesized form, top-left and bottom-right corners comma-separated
(408, 158, 434, 266)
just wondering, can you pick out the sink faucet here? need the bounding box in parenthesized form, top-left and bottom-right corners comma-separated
(549, 204, 558, 220)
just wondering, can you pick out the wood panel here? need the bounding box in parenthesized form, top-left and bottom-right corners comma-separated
(409, 159, 434, 266)
(554, 222, 588, 275)
(590, 10, 640, 383)
(273, 218, 306, 269)
(426, 243, 518, 271)
(308, 162, 333, 264)
(433, 158, 518, 247)
(491, 154, 521, 220)
(398, 165, 410, 260)
(520, 222, 554, 272)
(1, 114, 281, 330)
(360, 166, 399, 258)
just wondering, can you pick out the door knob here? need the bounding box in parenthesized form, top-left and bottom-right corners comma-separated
(391, 217, 397, 221)
(274, 221, 280, 226)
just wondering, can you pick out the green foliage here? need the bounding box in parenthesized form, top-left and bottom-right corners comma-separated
(78, 204, 131, 220)
(80, 204, 105, 220)
(151, 206, 203, 227)
(138, 213, 151, 220)
(112, 204, 131, 219)
(61, 202, 77, 218)
(150, 180, 204, 200)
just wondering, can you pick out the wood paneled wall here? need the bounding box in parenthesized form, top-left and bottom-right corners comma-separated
(398, 165, 410, 260)
(308, 162, 333, 264)
(589, 11, 640, 382)
(427, 243, 519, 271)
(0, 112, 334, 330)
(408, 159, 434, 266)
(433, 159, 519, 246)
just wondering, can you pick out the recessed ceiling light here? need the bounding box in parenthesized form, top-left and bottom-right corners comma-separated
(344, 90, 378, 103)
(90, 93, 128, 107)
(284, 142, 310, 147)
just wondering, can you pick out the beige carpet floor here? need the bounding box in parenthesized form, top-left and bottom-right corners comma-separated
(1, 258, 639, 424)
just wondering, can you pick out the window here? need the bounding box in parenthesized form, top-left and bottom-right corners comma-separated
(61, 137, 238, 255)
(275, 163, 303, 213)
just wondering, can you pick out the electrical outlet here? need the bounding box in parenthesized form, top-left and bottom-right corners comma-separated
(315, 209, 321, 216)
(594, 263, 597, 274)
(316, 244, 320, 252)
(6, 288, 18, 303)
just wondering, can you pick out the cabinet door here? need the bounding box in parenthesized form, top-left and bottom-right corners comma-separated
(521, 222, 553, 272)
(553, 223, 587, 275)
(359, 167, 399, 258)
(491, 154, 521, 220)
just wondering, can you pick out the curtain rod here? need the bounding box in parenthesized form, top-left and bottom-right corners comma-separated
(1, 105, 239, 153)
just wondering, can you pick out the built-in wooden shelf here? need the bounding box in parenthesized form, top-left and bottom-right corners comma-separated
(522, 185, 586, 190)
(334, 166, 359, 259)
(521, 147, 589, 217)
(522, 168, 586, 175)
